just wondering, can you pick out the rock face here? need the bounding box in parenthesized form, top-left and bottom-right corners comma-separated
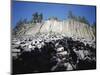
(39, 19, 95, 41)
(15, 19, 95, 41)
(39, 19, 63, 33)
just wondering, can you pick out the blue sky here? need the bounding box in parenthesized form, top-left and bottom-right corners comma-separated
(12, 1, 96, 28)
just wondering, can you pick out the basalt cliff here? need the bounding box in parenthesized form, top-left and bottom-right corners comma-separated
(13, 19, 95, 42)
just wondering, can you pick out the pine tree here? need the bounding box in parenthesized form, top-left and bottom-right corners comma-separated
(81, 16, 89, 25)
(40, 13, 43, 22)
(32, 12, 38, 23)
(68, 11, 74, 19)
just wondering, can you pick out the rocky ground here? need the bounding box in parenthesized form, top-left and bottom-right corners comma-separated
(12, 33, 96, 74)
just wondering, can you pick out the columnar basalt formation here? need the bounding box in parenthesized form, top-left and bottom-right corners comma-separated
(14, 19, 95, 42)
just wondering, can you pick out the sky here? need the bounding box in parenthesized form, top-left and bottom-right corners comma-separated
(12, 1, 96, 28)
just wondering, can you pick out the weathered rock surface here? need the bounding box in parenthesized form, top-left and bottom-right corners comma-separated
(38, 19, 95, 41)
(14, 19, 95, 43)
